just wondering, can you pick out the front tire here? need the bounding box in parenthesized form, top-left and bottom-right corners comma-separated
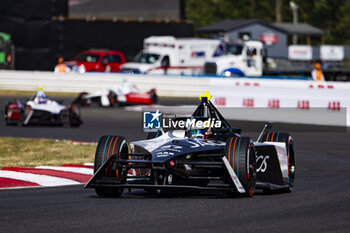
(20, 104, 30, 126)
(94, 135, 129, 197)
(224, 136, 256, 197)
(263, 132, 295, 193)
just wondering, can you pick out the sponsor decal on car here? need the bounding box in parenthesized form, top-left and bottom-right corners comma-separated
(256, 155, 270, 172)
(156, 151, 175, 157)
(187, 140, 226, 148)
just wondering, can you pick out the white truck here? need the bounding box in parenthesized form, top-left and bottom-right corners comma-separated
(120, 36, 223, 75)
(204, 40, 264, 77)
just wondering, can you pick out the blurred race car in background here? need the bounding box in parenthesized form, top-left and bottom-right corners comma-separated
(4, 97, 82, 127)
(54, 50, 126, 73)
(85, 91, 295, 197)
(75, 81, 158, 107)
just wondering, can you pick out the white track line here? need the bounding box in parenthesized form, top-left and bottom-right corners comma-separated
(35, 166, 93, 175)
(0, 170, 80, 186)
(83, 163, 94, 166)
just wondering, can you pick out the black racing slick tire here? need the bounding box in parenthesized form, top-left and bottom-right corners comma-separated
(4, 102, 17, 126)
(77, 92, 89, 107)
(263, 132, 295, 192)
(94, 135, 129, 197)
(107, 91, 117, 107)
(69, 103, 81, 127)
(20, 104, 31, 126)
(150, 89, 158, 104)
(224, 136, 257, 197)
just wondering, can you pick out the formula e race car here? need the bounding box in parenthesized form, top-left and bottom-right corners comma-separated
(85, 91, 295, 197)
(75, 81, 157, 107)
(4, 97, 82, 127)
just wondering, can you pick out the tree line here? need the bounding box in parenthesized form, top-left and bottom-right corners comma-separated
(186, 0, 350, 45)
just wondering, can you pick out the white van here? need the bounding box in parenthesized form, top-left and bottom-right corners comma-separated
(205, 40, 264, 77)
(120, 36, 223, 75)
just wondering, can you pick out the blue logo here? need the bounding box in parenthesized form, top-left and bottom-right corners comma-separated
(143, 110, 162, 132)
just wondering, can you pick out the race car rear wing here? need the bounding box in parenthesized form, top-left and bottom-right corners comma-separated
(192, 95, 231, 129)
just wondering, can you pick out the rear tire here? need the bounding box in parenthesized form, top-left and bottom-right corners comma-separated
(4, 103, 17, 126)
(94, 135, 129, 197)
(107, 91, 117, 107)
(150, 89, 158, 104)
(6, 121, 17, 126)
(77, 92, 89, 107)
(262, 132, 295, 193)
(69, 104, 81, 127)
(224, 136, 256, 197)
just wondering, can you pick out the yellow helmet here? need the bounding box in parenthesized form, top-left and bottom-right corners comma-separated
(38, 86, 43, 91)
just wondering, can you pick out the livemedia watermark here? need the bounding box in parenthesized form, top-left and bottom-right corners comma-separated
(142, 109, 222, 132)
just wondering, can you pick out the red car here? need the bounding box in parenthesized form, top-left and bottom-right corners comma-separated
(4, 100, 23, 125)
(55, 50, 126, 73)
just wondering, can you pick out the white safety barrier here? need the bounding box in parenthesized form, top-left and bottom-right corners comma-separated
(129, 105, 347, 127)
(209, 78, 350, 126)
(0, 70, 349, 126)
(0, 70, 209, 97)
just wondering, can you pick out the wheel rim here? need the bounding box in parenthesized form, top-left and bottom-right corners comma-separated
(247, 145, 256, 195)
(114, 143, 129, 181)
(288, 144, 295, 187)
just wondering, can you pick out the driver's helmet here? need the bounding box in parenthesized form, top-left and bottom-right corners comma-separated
(38, 96, 47, 104)
(190, 128, 212, 138)
(190, 129, 204, 138)
(36, 86, 47, 104)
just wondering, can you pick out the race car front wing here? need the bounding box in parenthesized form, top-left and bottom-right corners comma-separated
(84, 152, 246, 193)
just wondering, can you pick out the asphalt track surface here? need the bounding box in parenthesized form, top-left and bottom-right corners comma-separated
(0, 95, 349, 233)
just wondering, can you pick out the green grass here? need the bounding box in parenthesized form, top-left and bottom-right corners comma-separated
(0, 137, 96, 168)
(0, 89, 79, 97)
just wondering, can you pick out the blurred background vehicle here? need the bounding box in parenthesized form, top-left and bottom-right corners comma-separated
(205, 40, 264, 77)
(75, 80, 157, 107)
(120, 36, 222, 75)
(0, 31, 15, 70)
(55, 50, 126, 73)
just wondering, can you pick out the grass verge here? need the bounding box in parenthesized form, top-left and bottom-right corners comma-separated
(0, 137, 96, 168)
(0, 89, 79, 97)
